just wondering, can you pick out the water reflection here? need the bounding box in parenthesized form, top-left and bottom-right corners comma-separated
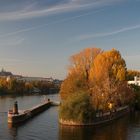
(0, 94, 59, 140)
(1, 94, 140, 140)
(7, 112, 140, 140)
(8, 124, 18, 140)
(59, 116, 131, 140)
(130, 111, 140, 124)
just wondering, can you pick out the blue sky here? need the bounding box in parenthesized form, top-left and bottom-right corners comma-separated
(0, 0, 140, 79)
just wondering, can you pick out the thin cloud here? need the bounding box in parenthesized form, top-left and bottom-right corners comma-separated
(0, 26, 42, 38)
(0, 58, 44, 64)
(0, 0, 122, 21)
(77, 24, 140, 40)
(0, 37, 24, 47)
(0, 9, 104, 38)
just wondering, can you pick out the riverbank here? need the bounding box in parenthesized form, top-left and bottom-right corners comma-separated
(59, 106, 129, 126)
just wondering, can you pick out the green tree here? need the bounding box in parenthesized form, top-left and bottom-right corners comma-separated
(59, 91, 95, 123)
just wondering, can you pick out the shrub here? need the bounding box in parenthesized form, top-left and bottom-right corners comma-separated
(59, 91, 95, 123)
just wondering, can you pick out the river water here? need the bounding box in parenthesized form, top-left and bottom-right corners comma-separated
(0, 94, 140, 140)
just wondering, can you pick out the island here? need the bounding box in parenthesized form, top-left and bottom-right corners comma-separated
(59, 48, 140, 126)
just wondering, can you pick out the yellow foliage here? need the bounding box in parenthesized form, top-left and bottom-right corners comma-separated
(60, 47, 133, 110)
(89, 48, 126, 83)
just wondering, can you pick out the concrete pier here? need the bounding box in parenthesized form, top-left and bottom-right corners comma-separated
(8, 100, 60, 124)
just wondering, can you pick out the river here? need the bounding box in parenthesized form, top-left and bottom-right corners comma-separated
(0, 94, 140, 140)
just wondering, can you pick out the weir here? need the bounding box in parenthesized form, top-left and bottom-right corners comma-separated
(8, 100, 60, 124)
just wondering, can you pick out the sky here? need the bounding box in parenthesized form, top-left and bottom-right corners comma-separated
(0, 0, 140, 79)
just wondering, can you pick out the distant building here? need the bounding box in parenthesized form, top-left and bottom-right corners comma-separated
(53, 79, 63, 86)
(0, 68, 56, 83)
(128, 76, 140, 86)
(17, 76, 54, 82)
(0, 68, 13, 77)
(0, 69, 22, 81)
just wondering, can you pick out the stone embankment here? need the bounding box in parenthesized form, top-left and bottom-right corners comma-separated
(59, 106, 129, 126)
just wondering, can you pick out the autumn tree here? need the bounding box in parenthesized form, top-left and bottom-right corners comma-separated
(60, 48, 134, 113)
(89, 49, 126, 83)
(60, 48, 102, 100)
(69, 48, 102, 81)
(25, 82, 34, 93)
(89, 49, 133, 110)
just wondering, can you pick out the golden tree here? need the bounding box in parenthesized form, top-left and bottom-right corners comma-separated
(60, 48, 134, 111)
(60, 48, 102, 100)
(89, 48, 126, 82)
(89, 49, 133, 110)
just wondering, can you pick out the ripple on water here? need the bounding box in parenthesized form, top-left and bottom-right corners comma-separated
(15, 107, 59, 140)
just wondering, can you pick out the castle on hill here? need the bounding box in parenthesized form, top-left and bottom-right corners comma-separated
(0, 68, 13, 76)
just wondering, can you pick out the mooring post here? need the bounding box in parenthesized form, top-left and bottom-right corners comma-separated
(13, 101, 19, 114)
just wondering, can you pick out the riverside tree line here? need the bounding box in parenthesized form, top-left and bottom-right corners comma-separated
(0, 78, 60, 95)
(59, 48, 140, 123)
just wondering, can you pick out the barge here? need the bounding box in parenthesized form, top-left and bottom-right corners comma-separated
(8, 99, 59, 124)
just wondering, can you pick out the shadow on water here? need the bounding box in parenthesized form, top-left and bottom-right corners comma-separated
(8, 124, 18, 140)
(59, 114, 137, 140)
